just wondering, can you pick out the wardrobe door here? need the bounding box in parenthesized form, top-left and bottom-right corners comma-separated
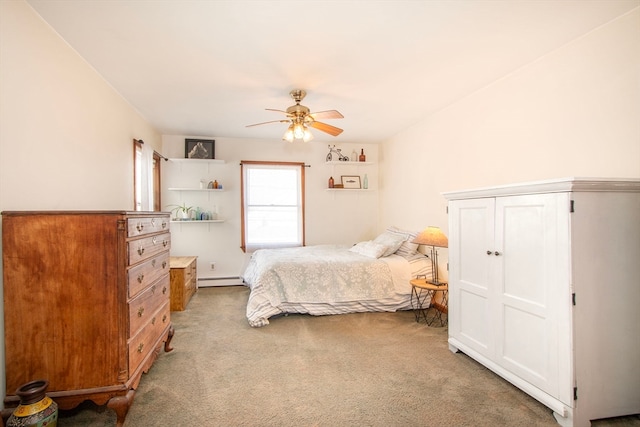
(494, 193, 571, 402)
(448, 197, 495, 359)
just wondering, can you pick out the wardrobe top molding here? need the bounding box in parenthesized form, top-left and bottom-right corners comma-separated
(443, 177, 640, 200)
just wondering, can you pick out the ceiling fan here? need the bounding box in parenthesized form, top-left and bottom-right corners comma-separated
(246, 89, 343, 142)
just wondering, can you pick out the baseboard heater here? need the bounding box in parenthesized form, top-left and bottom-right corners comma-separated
(197, 276, 244, 287)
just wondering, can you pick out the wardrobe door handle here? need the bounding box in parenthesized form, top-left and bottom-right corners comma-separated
(486, 250, 492, 255)
(494, 251, 501, 256)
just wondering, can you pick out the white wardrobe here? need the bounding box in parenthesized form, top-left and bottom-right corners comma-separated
(444, 178, 640, 427)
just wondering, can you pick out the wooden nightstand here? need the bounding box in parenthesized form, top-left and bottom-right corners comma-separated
(410, 278, 448, 326)
(169, 256, 198, 311)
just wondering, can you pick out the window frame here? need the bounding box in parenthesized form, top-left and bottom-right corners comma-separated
(240, 160, 306, 252)
(133, 138, 162, 211)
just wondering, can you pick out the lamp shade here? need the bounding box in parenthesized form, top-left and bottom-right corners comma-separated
(412, 226, 448, 248)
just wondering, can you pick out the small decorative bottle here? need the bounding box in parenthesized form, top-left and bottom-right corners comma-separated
(328, 176, 334, 188)
(359, 149, 366, 162)
(213, 180, 219, 189)
(351, 149, 358, 163)
(363, 174, 369, 189)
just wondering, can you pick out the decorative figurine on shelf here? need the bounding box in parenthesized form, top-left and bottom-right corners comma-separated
(359, 149, 366, 162)
(326, 145, 350, 162)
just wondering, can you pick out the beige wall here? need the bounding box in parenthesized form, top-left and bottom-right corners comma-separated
(379, 7, 640, 242)
(0, 0, 162, 212)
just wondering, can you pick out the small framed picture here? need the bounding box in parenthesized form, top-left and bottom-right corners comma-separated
(341, 175, 361, 189)
(185, 139, 215, 159)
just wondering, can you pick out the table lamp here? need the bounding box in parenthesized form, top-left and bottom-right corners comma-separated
(412, 226, 448, 285)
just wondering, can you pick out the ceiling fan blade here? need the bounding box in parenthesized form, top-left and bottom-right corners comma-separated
(309, 110, 344, 120)
(246, 119, 290, 128)
(265, 108, 292, 115)
(309, 121, 343, 136)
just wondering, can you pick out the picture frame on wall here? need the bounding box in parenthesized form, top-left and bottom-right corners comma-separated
(341, 175, 361, 189)
(185, 139, 215, 159)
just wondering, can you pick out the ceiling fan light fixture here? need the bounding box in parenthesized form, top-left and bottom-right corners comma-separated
(303, 128, 314, 142)
(293, 122, 305, 139)
(248, 89, 344, 141)
(282, 124, 295, 142)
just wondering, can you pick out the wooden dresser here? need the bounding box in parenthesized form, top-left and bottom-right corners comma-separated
(169, 256, 198, 311)
(1, 211, 174, 426)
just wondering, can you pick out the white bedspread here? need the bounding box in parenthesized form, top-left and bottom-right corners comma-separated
(241, 245, 431, 327)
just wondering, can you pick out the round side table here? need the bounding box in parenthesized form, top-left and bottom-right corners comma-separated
(410, 278, 448, 327)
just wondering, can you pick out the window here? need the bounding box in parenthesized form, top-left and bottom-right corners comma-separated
(133, 139, 162, 211)
(241, 161, 306, 252)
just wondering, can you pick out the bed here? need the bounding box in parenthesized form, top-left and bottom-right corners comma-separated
(241, 227, 432, 327)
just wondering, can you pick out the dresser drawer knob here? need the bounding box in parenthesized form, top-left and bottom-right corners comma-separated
(137, 307, 145, 317)
(162, 286, 168, 295)
(162, 261, 167, 269)
(137, 343, 144, 353)
(137, 274, 144, 284)
(162, 240, 168, 248)
(152, 259, 157, 267)
(136, 223, 144, 232)
(152, 237, 157, 245)
(151, 284, 156, 294)
(151, 218, 156, 227)
(137, 247, 145, 256)
(162, 314, 167, 323)
(162, 221, 167, 229)
(152, 316, 156, 325)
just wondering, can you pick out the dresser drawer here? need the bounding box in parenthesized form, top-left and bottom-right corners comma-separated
(129, 275, 170, 338)
(127, 216, 170, 238)
(128, 252, 170, 298)
(128, 233, 170, 265)
(128, 301, 170, 374)
(186, 276, 197, 294)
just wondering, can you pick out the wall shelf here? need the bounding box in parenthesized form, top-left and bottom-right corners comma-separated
(170, 220, 225, 223)
(169, 158, 226, 164)
(325, 161, 373, 166)
(168, 188, 225, 192)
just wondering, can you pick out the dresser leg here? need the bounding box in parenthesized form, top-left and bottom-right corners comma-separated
(107, 389, 135, 427)
(164, 324, 175, 353)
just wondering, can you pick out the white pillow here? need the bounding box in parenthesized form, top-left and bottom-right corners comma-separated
(349, 241, 389, 259)
(386, 226, 420, 256)
(373, 231, 406, 257)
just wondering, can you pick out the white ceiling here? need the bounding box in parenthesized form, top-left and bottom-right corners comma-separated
(27, 0, 639, 144)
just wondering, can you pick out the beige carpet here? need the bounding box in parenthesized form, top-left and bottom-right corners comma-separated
(58, 286, 640, 426)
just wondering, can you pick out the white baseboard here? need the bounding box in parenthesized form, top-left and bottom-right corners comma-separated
(197, 276, 243, 287)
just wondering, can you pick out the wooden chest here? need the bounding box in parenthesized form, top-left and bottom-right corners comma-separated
(169, 256, 198, 311)
(1, 211, 174, 426)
